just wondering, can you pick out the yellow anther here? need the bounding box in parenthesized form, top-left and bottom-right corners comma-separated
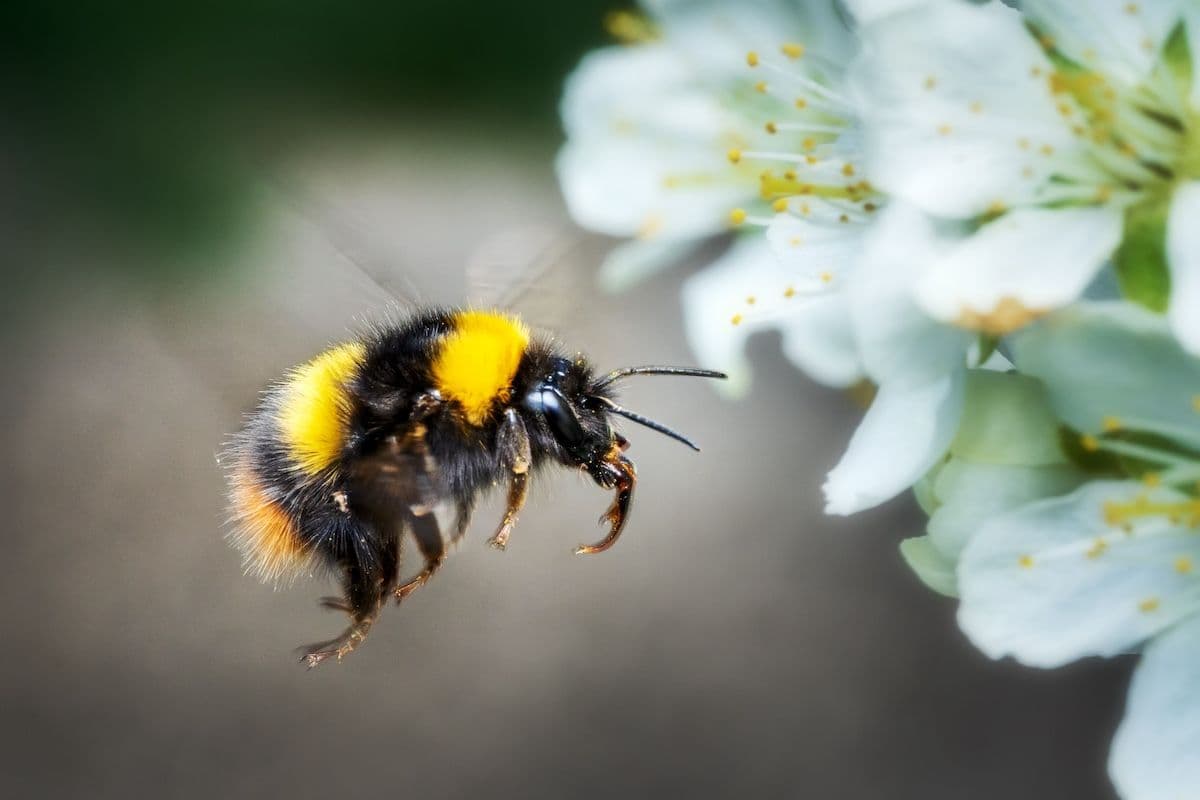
(783, 286, 796, 298)
(1104, 495, 1200, 529)
(1030, 66, 1043, 77)
(730, 313, 744, 326)
(1018, 554, 1035, 569)
(781, 42, 805, 60)
(1124, 2, 1139, 13)
(802, 137, 816, 151)
(1039, 143, 1055, 155)
(794, 97, 808, 110)
(819, 271, 833, 283)
(637, 213, 664, 240)
(1102, 416, 1122, 432)
(1017, 137, 1031, 150)
(604, 10, 660, 43)
(754, 80, 768, 93)
(1191, 395, 1200, 412)
(727, 148, 743, 164)
(1175, 556, 1193, 574)
(784, 169, 797, 181)
(765, 121, 778, 135)
(745, 295, 757, 306)
(923, 75, 937, 90)
(1085, 538, 1108, 559)
(1138, 597, 1160, 613)
(986, 200, 1007, 215)
(838, 214, 849, 223)
(1022, 166, 1035, 178)
(1143, 473, 1161, 488)
(805, 155, 818, 165)
(772, 198, 789, 213)
(789, 236, 802, 247)
(937, 123, 953, 136)
(746, 51, 760, 67)
(1080, 434, 1100, 452)
(969, 101, 984, 114)
(841, 163, 856, 177)
(1095, 185, 1113, 202)
(863, 202, 878, 213)
(729, 208, 747, 226)
(799, 202, 811, 215)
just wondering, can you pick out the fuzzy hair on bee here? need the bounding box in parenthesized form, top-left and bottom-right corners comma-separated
(225, 306, 724, 667)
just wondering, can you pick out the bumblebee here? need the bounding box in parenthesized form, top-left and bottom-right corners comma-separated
(226, 307, 724, 666)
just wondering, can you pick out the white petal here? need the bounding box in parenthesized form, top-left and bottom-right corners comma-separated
(900, 536, 958, 597)
(556, 45, 752, 239)
(1109, 615, 1200, 800)
(949, 370, 1067, 467)
(851, 203, 972, 386)
(682, 237, 862, 393)
(1011, 301, 1200, 440)
(597, 238, 696, 293)
(842, 0, 947, 25)
(1023, 0, 1185, 87)
(823, 369, 965, 515)
(916, 206, 1123, 326)
(849, 0, 1078, 217)
(1167, 181, 1200, 355)
(958, 481, 1200, 668)
(765, 209, 867, 291)
(929, 459, 1086, 560)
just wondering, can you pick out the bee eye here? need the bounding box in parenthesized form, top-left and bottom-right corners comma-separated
(526, 387, 586, 447)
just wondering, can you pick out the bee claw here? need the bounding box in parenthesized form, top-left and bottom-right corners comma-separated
(575, 456, 636, 556)
(318, 596, 353, 613)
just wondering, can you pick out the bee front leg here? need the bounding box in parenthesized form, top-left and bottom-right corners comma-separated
(488, 408, 531, 551)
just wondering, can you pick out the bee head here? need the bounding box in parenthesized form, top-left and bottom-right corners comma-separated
(519, 356, 726, 483)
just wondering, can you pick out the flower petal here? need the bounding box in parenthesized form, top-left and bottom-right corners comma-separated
(949, 371, 1066, 467)
(1011, 301, 1200, 439)
(850, 203, 972, 386)
(681, 237, 863, 393)
(915, 206, 1123, 329)
(958, 481, 1200, 668)
(849, 0, 1077, 217)
(1022, 0, 1185, 87)
(929, 459, 1086, 560)
(1167, 180, 1200, 355)
(900, 536, 958, 597)
(1109, 614, 1200, 800)
(823, 369, 964, 515)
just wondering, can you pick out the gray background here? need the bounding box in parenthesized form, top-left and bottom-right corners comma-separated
(1, 135, 1130, 798)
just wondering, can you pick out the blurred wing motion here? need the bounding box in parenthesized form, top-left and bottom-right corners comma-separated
(466, 224, 590, 334)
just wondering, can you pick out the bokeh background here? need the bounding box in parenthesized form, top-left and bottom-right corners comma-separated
(3, 2, 1131, 797)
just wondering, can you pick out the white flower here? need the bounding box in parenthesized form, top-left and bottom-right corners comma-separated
(556, 0, 869, 390)
(849, 0, 1200, 348)
(956, 302, 1200, 799)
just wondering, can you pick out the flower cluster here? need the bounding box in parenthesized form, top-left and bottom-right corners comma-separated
(557, 0, 1200, 797)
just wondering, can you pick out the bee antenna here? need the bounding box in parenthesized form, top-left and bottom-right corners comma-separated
(591, 365, 727, 391)
(591, 397, 702, 452)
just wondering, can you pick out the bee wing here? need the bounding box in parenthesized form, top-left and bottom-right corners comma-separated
(465, 224, 591, 335)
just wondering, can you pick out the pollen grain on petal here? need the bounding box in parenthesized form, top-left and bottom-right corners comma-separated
(1175, 556, 1194, 575)
(954, 297, 1044, 335)
(729, 208, 748, 226)
(1018, 554, 1035, 569)
(746, 51, 760, 68)
(1138, 596, 1160, 614)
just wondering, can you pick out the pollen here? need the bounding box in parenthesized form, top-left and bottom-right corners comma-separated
(729, 208, 748, 226)
(1085, 538, 1108, 559)
(969, 101, 984, 114)
(789, 236, 802, 247)
(637, 213, 664, 240)
(731, 313, 744, 326)
(819, 271, 833, 283)
(1191, 395, 1199, 412)
(1081, 434, 1100, 452)
(1102, 415, 1122, 432)
(1018, 554, 1035, 569)
(755, 80, 768, 93)
(783, 286, 796, 298)
(923, 75, 937, 90)
(841, 163, 856, 177)
(986, 200, 1007, 215)
(1018, 137, 1031, 150)
(802, 137, 816, 151)
(1142, 473, 1161, 488)
(781, 42, 804, 60)
(794, 97, 808, 110)
(772, 198, 789, 213)
(765, 121, 778, 135)
(1124, 2, 1139, 13)
(745, 295, 757, 306)
(1175, 556, 1194, 574)
(1040, 144, 1055, 155)
(937, 123, 953, 136)
(746, 51, 760, 67)
(727, 148, 743, 164)
(1138, 596, 1160, 614)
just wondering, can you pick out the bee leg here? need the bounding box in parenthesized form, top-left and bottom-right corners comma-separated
(576, 455, 636, 555)
(488, 408, 531, 551)
(448, 497, 475, 550)
(300, 564, 386, 668)
(394, 508, 446, 602)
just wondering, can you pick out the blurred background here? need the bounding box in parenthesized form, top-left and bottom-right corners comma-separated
(3, 2, 1130, 797)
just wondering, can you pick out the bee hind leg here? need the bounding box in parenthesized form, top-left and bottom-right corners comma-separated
(487, 408, 531, 551)
(394, 507, 447, 602)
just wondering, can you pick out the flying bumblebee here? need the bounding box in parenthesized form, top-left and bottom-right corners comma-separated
(225, 306, 724, 667)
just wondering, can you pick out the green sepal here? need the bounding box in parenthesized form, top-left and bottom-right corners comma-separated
(1114, 199, 1171, 313)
